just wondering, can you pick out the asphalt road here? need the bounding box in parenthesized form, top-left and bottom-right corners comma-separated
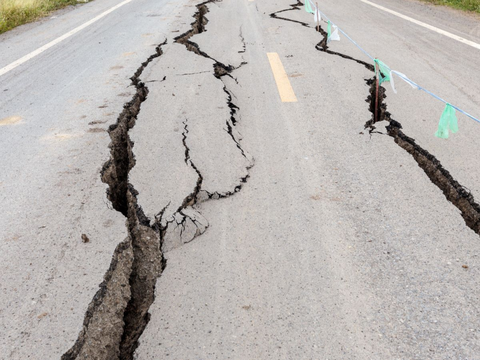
(1, 0, 479, 359)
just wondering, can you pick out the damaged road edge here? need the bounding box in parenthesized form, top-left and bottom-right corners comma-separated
(62, 40, 167, 360)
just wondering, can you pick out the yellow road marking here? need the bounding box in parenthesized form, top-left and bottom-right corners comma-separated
(0, 116, 22, 126)
(267, 53, 297, 103)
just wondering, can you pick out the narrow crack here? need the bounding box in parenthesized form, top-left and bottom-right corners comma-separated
(145, 76, 166, 83)
(62, 40, 167, 360)
(159, 0, 254, 249)
(269, 0, 310, 27)
(204, 85, 253, 200)
(313, 25, 374, 71)
(271, 6, 480, 236)
(180, 120, 203, 206)
(177, 70, 211, 76)
(174, 0, 233, 72)
(160, 121, 207, 231)
(238, 26, 246, 54)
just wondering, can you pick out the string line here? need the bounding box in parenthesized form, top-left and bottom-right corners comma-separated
(308, 1, 480, 124)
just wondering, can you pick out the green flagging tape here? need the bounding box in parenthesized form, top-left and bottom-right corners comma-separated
(435, 104, 458, 139)
(305, 0, 314, 14)
(374, 59, 391, 85)
(327, 20, 331, 40)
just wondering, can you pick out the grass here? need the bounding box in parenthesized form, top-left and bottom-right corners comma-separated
(0, 0, 83, 34)
(421, 0, 480, 13)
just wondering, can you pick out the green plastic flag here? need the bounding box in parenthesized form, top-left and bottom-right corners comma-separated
(327, 21, 331, 41)
(373, 59, 391, 85)
(435, 104, 458, 139)
(305, 0, 314, 14)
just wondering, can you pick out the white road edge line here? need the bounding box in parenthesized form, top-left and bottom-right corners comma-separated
(360, 0, 480, 51)
(0, 0, 135, 78)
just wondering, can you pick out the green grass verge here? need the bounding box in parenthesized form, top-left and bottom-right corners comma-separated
(0, 0, 83, 34)
(420, 0, 480, 13)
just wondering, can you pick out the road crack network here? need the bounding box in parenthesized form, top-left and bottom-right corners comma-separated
(159, 0, 253, 247)
(63, 1, 253, 358)
(271, 2, 480, 236)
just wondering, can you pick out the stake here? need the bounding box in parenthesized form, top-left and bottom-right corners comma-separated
(316, 3, 319, 32)
(375, 63, 379, 124)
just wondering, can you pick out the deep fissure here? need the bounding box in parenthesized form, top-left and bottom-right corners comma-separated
(271, 2, 480, 236)
(62, 40, 167, 360)
(365, 78, 480, 235)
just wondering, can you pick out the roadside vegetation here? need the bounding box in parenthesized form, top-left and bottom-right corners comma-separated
(0, 0, 85, 34)
(421, 0, 480, 13)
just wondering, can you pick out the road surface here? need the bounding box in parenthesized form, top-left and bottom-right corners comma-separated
(1, 0, 479, 358)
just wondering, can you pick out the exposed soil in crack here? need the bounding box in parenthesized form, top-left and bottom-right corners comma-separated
(62, 40, 167, 360)
(271, 4, 480, 236)
(61, 240, 133, 360)
(119, 190, 163, 360)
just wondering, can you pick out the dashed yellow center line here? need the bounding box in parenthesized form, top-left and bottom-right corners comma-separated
(267, 52, 297, 103)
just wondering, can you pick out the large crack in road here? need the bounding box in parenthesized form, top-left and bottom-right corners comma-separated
(365, 79, 480, 235)
(62, 1, 253, 358)
(62, 40, 167, 360)
(61, 1, 479, 358)
(271, 2, 480, 237)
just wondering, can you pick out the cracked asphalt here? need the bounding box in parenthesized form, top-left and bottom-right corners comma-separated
(1, 0, 480, 358)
